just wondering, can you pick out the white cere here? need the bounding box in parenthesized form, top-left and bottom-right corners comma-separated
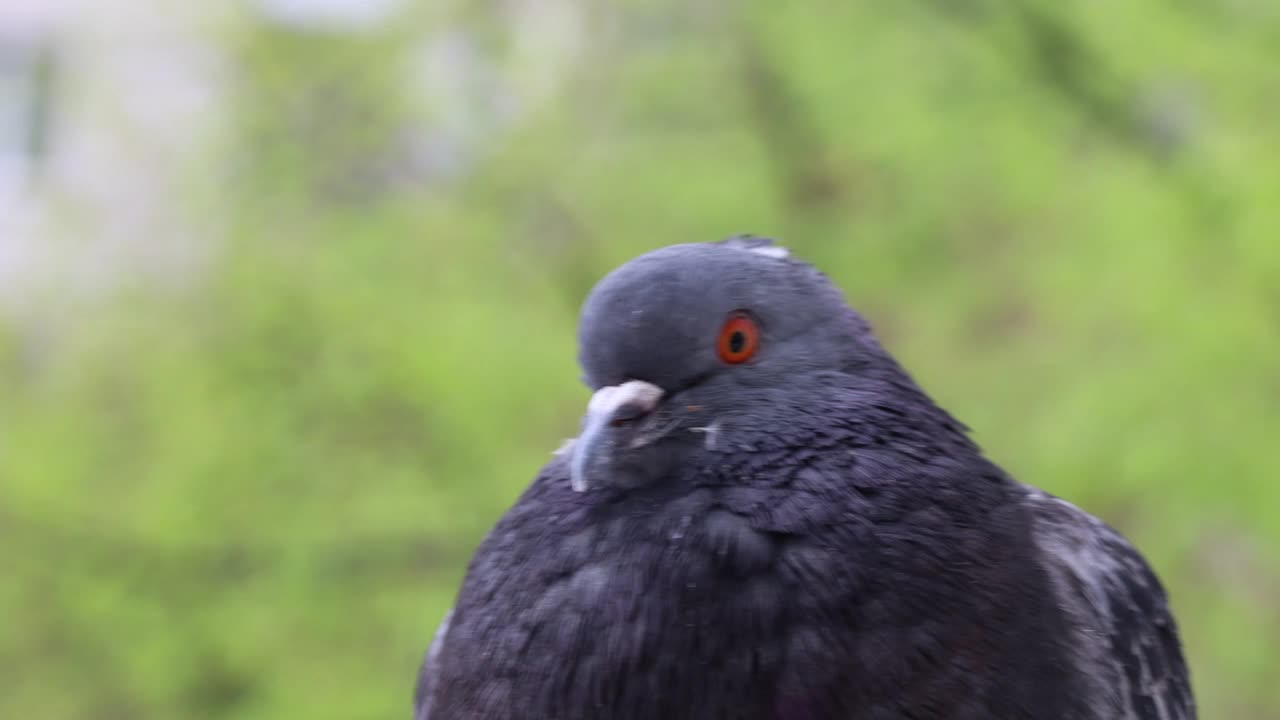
(586, 379, 664, 417)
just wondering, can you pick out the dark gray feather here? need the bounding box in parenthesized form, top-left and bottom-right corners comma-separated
(1027, 489, 1194, 720)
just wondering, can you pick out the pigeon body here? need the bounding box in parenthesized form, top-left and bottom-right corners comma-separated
(415, 239, 1193, 720)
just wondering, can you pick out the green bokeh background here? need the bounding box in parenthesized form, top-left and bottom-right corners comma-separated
(2, 1, 1277, 718)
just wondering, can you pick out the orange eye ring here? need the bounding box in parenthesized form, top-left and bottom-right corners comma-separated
(717, 312, 760, 364)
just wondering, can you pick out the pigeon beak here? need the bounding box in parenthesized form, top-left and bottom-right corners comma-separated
(569, 380, 665, 493)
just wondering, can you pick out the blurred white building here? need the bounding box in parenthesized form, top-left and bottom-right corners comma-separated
(0, 0, 583, 316)
(0, 0, 224, 316)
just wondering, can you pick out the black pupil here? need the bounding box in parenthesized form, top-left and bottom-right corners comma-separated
(728, 331, 746, 354)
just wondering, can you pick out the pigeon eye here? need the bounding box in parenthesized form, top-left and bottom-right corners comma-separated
(717, 313, 759, 364)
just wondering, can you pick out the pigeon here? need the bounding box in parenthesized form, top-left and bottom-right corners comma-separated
(414, 237, 1194, 720)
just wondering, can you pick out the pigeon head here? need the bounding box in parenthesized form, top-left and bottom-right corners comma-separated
(568, 237, 886, 492)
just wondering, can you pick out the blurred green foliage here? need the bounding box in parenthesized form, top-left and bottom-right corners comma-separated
(2, 1, 1278, 718)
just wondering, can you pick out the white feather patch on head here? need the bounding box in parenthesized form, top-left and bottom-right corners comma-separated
(721, 236, 790, 259)
(748, 245, 789, 259)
